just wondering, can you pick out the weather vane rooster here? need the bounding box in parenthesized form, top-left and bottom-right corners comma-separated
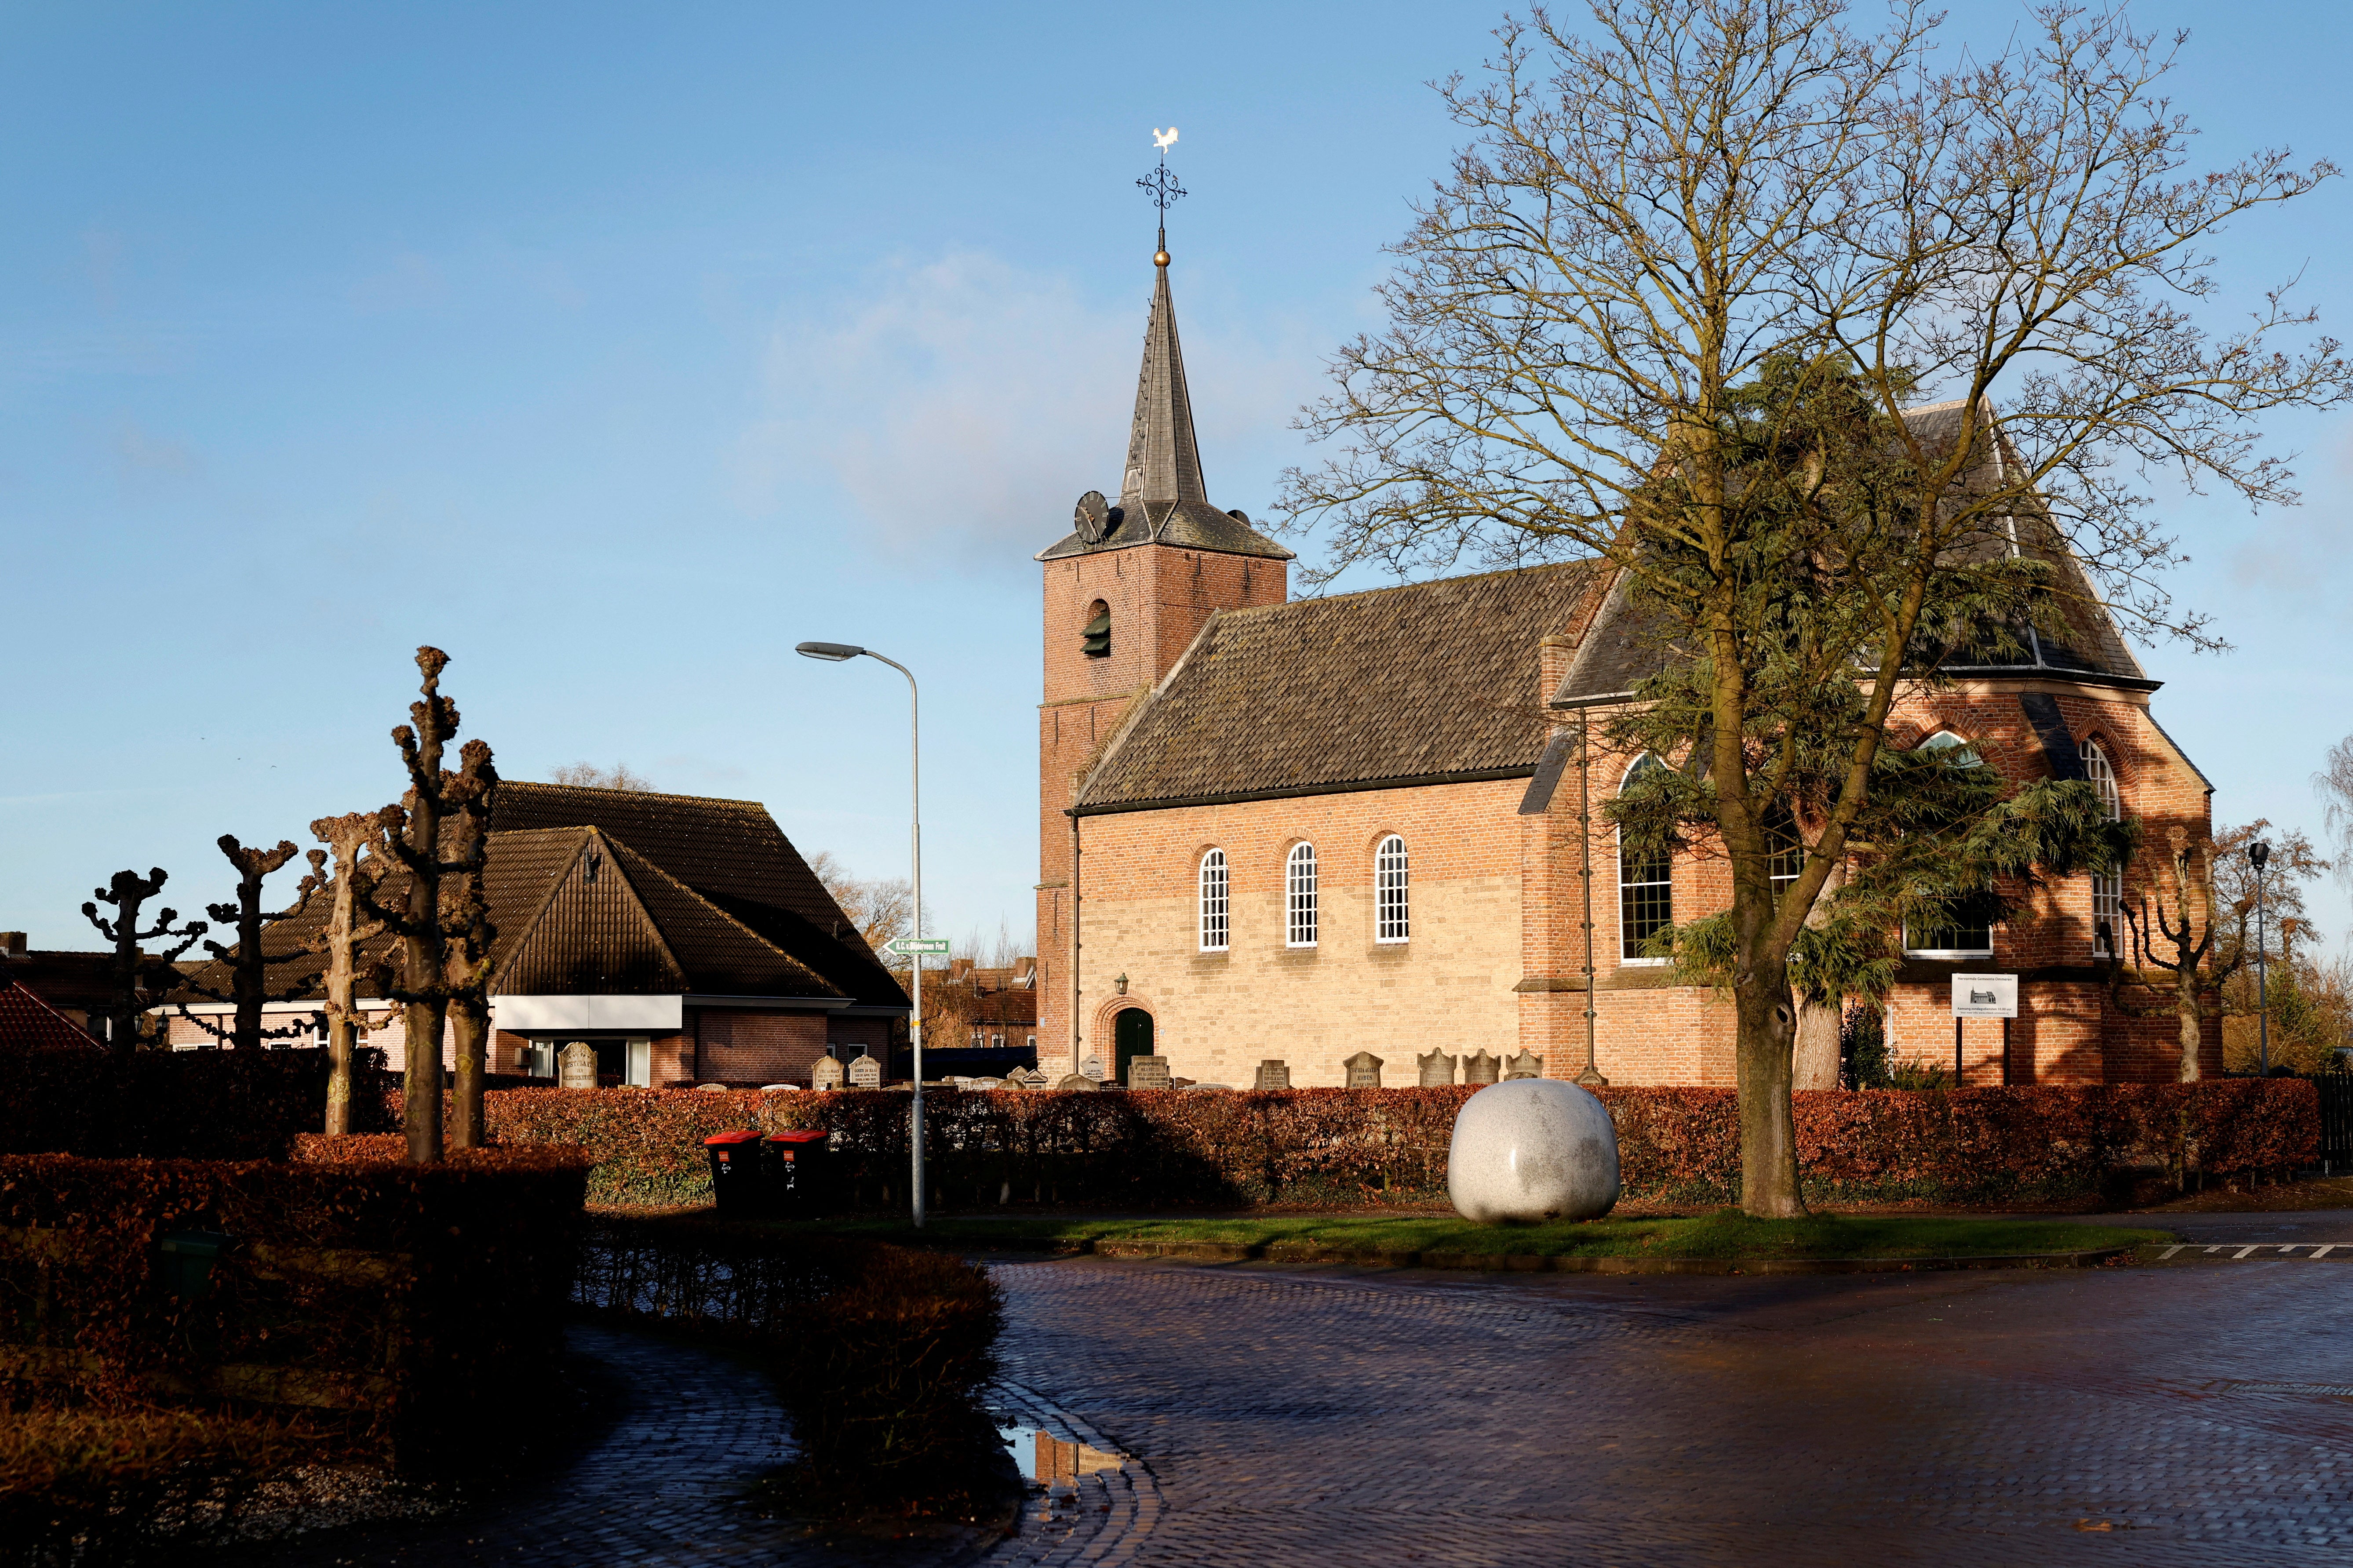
(1138, 126, 1185, 265)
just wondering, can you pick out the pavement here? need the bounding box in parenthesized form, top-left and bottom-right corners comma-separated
(240, 1223, 2353, 1566)
(983, 1244, 2353, 1566)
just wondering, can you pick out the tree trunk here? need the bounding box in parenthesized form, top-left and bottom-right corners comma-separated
(402, 999, 447, 1163)
(1736, 973, 1805, 1216)
(322, 874, 358, 1135)
(448, 997, 487, 1150)
(2176, 963, 2204, 1083)
(1793, 998, 1842, 1089)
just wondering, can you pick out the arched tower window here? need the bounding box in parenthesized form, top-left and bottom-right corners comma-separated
(2083, 738, 2123, 956)
(1617, 755, 1672, 963)
(1286, 843, 1319, 948)
(1374, 835, 1409, 944)
(1082, 600, 1111, 658)
(1198, 849, 1228, 952)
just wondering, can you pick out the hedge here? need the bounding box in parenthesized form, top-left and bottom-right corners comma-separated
(0, 1047, 397, 1160)
(473, 1079, 2320, 1209)
(0, 1146, 591, 1471)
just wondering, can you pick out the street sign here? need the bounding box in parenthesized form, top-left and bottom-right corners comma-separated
(885, 937, 952, 955)
(1950, 973, 2018, 1019)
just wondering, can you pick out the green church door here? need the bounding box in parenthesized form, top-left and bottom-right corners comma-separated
(1114, 1008, 1155, 1087)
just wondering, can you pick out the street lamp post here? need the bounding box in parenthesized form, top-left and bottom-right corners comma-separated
(2249, 839, 2271, 1079)
(796, 640, 927, 1228)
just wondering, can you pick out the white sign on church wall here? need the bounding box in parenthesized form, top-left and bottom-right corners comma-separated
(1949, 974, 2018, 1019)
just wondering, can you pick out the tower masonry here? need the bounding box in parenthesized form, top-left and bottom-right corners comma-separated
(1033, 247, 1290, 1071)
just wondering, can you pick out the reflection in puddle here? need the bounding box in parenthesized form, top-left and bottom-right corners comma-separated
(999, 1422, 1127, 1524)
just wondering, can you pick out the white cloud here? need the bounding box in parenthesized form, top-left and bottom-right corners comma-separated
(732, 251, 1311, 567)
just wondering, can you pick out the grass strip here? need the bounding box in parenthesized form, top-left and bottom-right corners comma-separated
(759, 1211, 2172, 1261)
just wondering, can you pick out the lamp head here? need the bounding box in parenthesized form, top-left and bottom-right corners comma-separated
(796, 641, 865, 662)
(2250, 840, 2271, 872)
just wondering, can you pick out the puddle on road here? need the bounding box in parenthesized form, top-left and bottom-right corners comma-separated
(998, 1422, 1130, 1524)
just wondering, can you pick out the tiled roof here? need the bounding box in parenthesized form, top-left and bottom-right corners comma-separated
(1552, 401, 2148, 707)
(0, 980, 101, 1051)
(1078, 561, 1602, 811)
(490, 782, 906, 1007)
(178, 804, 900, 1011)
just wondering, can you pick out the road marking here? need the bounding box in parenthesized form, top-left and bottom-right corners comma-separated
(2233, 1245, 2261, 1259)
(2316, 1245, 2338, 1259)
(2204, 1245, 2225, 1254)
(2279, 1245, 2298, 1254)
(2160, 1245, 2185, 1259)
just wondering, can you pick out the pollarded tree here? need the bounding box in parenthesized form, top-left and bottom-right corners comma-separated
(178, 836, 321, 1052)
(80, 869, 208, 1057)
(2109, 826, 2242, 1082)
(441, 748, 500, 1151)
(1280, 1, 2349, 1214)
(304, 811, 390, 1135)
(361, 648, 497, 1164)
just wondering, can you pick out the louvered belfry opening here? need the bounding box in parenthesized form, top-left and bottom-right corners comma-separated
(1082, 600, 1111, 658)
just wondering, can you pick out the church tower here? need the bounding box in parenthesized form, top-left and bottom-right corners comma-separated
(1032, 239, 1291, 1073)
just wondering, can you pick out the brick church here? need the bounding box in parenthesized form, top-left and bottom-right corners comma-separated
(1033, 245, 2220, 1091)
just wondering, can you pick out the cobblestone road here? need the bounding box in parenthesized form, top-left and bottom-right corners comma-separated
(984, 1251, 2353, 1566)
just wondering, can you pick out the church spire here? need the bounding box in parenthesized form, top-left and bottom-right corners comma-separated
(1118, 258, 1208, 510)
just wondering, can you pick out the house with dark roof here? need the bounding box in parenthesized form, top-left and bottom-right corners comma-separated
(1033, 244, 2215, 1090)
(170, 783, 908, 1085)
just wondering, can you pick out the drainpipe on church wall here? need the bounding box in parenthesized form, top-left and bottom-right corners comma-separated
(1069, 808, 1083, 1077)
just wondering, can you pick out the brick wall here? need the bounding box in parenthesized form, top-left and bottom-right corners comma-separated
(691, 1009, 830, 1085)
(1060, 779, 1528, 1088)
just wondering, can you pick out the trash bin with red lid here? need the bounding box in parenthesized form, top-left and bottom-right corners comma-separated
(761, 1129, 833, 1217)
(703, 1130, 766, 1215)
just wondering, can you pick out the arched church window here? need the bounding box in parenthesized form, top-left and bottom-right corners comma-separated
(1919, 730, 1983, 767)
(1765, 810, 1804, 909)
(1198, 849, 1228, 952)
(1617, 755, 1672, 963)
(1286, 843, 1319, 948)
(1082, 600, 1111, 659)
(2083, 738, 2123, 956)
(1374, 835, 1409, 944)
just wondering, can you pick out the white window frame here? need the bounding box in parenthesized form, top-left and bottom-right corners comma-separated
(2083, 737, 2123, 957)
(1198, 848, 1229, 952)
(1617, 755, 1672, 964)
(1286, 842, 1319, 949)
(1374, 834, 1410, 944)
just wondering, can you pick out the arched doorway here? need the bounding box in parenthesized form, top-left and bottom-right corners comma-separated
(1113, 1007, 1155, 1087)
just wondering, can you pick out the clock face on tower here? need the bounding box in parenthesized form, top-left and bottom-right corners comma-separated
(1074, 490, 1111, 545)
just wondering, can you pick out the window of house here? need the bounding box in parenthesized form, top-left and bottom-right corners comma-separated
(1919, 729, 1982, 767)
(1374, 834, 1410, 944)
(2083, 737, 2123, 956)
(1286, 843, 1319, 948)
(1082, 600, 1111, 658)
(1617, 755, 1672, 963)
(1199, 848, 1229, 951)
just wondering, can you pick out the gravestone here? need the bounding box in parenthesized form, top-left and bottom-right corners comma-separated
(1079, 1055, 1107, 1083)
(847, 1053, 883, 1090)
(810, 1054, 845, 1092)
(1011, 1066, 1049, 1090)
(558, 1041, 597, 1089)
(1342, 1051, 1384, 1089)
(1417, 1049, 1458, 1087)
(1254, 1059, 1291, 1091)
(1461, 1049, 1501, 1086)
(1126, 1054, 1171, 1090)
(1503, 1049, 1544, 1081)
(1056, 1073, 1099, 1091)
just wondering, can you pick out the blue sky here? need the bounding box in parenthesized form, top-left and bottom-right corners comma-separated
(4, 1, 2350, 957)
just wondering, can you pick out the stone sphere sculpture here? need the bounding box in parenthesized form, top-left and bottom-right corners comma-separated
(1447, 1079, 1620, 1223)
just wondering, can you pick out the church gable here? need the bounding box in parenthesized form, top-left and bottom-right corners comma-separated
(1076, 560, 1602, 811)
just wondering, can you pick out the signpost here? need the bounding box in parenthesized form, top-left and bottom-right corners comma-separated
(1950, 974, 2019, 1085)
